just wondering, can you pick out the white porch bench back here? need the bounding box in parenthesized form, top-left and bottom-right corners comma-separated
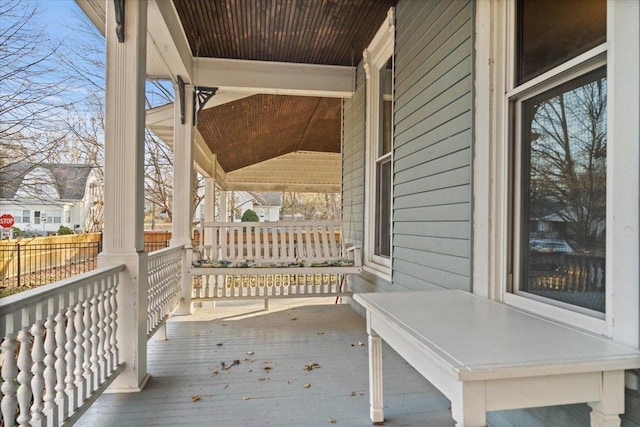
(188, 221, 361, 305)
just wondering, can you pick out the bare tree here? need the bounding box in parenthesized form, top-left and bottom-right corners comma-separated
(0, 0, 70, 170)
(527, 72, 607, 253)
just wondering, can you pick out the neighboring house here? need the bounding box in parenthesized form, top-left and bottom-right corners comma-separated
(0, 162, 102, 235)
(233, 191, 281, 222)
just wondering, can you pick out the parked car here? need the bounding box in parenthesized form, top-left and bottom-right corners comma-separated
(529, 239, 573, 253)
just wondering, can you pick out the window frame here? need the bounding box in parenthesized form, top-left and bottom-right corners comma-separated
(473, 0, 640, 343)
(363, 8, 395, 279)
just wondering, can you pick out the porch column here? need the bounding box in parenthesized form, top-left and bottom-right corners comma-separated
(171, 82, 195, 315)
(204, 177, 216, 242)
(99, 0, 149, 391)
(219, 190, 228, 222)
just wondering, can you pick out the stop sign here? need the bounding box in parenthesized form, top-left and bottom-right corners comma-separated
(0, 214, 15, 229)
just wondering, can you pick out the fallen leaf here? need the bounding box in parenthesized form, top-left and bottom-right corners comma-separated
(258, 377, 266, 382)
(304, 383, 311, 389)
(328, 418, 336, 424)
(290, 317, 297, 321)
(350, 391, 356, 397)
(288, 380, 294, 384)
(317, 332, 325, 335)
(217, 343, 224, 347)
(358, 341, 365, 346)
(192, 395, 200, 402)
(263, 366, 273, 371)
(245, 358, 254, 363)
(304, 362, 321, 371)
(243, 396, 250, 400)
(212, 369, 219, 374)
(246, 351, 255, 355)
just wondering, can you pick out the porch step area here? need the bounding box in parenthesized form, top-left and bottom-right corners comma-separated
(77, 298, 640, 426)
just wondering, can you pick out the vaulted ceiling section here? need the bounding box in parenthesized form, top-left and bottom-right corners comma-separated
(198, 94, 341, 172)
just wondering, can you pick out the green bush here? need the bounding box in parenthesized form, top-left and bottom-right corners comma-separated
(11, 226, 22, 238)
(241, 209, 259, 222)
(58, 225, 74, 235)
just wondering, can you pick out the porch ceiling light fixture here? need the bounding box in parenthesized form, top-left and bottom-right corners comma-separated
(193, 86, 218, 126)
(114, 0, 125, 43)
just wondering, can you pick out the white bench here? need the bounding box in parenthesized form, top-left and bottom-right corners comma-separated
(354, 290, 640, 427)
(188, 221, 361, 306)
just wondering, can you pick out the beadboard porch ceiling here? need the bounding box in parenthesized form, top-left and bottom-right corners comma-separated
(79, 0, 398, 189)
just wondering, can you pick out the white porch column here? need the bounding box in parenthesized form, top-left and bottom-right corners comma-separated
(99, 0, 149, 391)
(219, 190, 228, 222)
(171, 82, 195, 314)
(204, 177, 216, 241)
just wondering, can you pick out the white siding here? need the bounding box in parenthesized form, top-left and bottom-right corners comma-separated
(393, 0, 473, 291)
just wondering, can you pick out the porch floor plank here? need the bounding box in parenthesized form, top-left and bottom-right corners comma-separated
(76, 298, 640, 426)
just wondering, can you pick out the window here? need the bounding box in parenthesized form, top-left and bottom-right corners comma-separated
(34, 211, 41, 225)
(22, 210, 30, 223)
(363, 9, 394, 276)
(510, 0, 607, 316)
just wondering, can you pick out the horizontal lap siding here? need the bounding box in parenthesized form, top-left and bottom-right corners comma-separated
(393, 0, 473, 291)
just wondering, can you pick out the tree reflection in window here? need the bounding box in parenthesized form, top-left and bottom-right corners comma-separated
(520, 67, 606, 312)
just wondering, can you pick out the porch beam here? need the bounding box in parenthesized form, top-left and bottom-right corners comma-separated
(100, 0, 149, 392)
(194, 57, 355, 98)
(147, 0, 192, 80)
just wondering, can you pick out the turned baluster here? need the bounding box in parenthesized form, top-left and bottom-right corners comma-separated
(109, 279, 119, 367)
(16, 326, 33, 426)
(1, 331, 18, 426)
(65, 305, 78, 413)
(43, 314, 58, 422)
(82, 297, 93, 393)
(97, 287, 107, 382)
(54, 309, 68, 422)
(30, 321, 46, 425)
(74, 299, 86, 404)
(103, 285, 113, 375)
(90, 290, 100, 389)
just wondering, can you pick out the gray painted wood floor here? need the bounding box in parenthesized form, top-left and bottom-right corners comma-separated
(76, 298, 640, 427)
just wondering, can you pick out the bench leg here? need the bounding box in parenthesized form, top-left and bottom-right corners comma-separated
(589, 371, 624, 427)
(367, 314, 384, 424)
(451, 381, 487, 427)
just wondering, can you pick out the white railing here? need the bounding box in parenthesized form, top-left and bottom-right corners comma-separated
(146, 245, 183, 340)
(0, 265, 125, 427)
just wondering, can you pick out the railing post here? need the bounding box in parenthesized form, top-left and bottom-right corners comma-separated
(17, 243, 21, 288)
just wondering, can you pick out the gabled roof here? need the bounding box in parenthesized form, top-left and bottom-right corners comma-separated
(0, 162, 96, 201)
(249, 192, 282, 207)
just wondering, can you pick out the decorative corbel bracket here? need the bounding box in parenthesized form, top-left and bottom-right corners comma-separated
(177, 75, 186, 125)
(114, 0, 125, 43)
(193, 87, 218, 126)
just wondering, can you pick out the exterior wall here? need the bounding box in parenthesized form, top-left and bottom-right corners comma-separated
(343, 62, 393, 292)
(343, 0, 474, 294)
(0, 201, 83, 235)
(392, 0, 473, 291)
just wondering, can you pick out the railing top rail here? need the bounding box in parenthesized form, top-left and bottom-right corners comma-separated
(0, 264, 125, 315)
(147, 244, 185, 260)
(201, 220, 342, 228)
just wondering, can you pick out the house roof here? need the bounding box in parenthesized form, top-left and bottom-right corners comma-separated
(0, 162, 96, 200)
(249, 192, 282, 207)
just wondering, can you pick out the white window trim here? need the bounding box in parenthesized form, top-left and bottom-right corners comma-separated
(363, 7, 394, 280)
(473, 0, 640, 345)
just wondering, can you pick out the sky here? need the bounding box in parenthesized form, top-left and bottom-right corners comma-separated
(36, 0, 83, 43)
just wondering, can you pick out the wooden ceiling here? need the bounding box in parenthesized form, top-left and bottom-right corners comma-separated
(197, 94, 341, 172)
(171, 0, 397, 176)
(173, 0, 398, 66)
